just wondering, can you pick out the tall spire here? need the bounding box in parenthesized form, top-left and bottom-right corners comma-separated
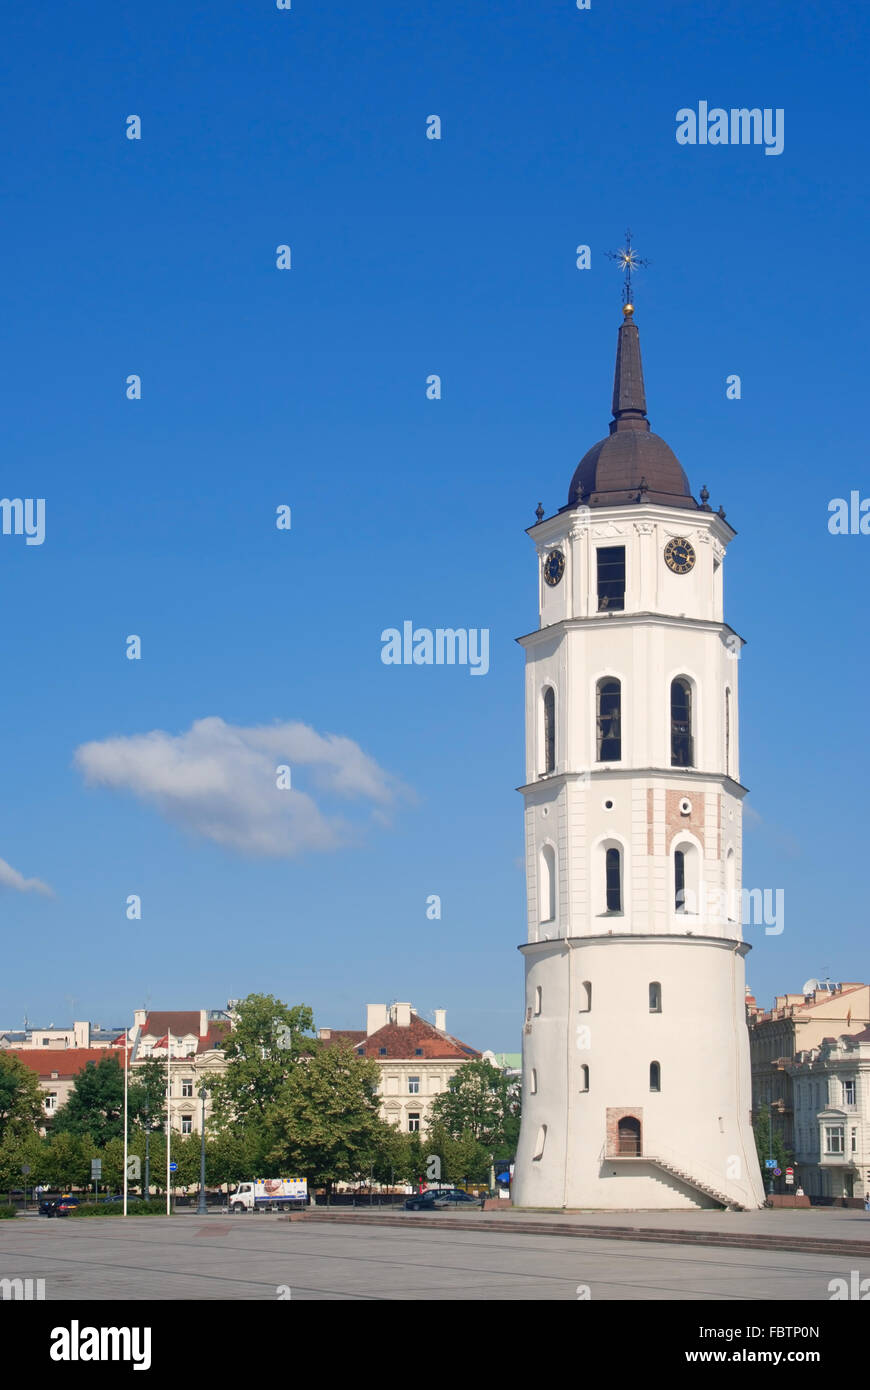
(610, 307, 649, 433)
(567, 306, 697, 511)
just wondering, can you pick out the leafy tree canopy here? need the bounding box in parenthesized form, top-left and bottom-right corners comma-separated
(207, 994, 316, 1128)
(429, 1059, 520, 1158)
(51, 1054, 124, 1147)
(265, 1044, 385, 1190)
(0, 1053, 45, 1142)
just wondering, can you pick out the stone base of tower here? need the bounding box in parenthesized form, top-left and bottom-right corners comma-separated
(512, 934, 766, 1212)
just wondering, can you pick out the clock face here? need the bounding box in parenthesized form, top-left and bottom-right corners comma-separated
(543, 549, 565, 587)
(664, 537, 696, 575)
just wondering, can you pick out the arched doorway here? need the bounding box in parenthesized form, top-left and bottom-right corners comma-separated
(617, 1115, 641, 1155)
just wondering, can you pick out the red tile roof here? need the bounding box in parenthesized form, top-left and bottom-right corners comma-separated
(5, 1048, 126, 1079)
(197, 1022, 231, 1053)
(324, 1014, 479, 1061)
(141, 1011, 202, 1038)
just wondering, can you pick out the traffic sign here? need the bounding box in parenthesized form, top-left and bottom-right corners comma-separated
(786, 1166, 794, 1174)
(773, 1167, 782, 1177)
(169, 1161, 178, 1173)
(785, 1174, 794, 1185)
(91, 1159, 102, 1178)
(20, 1164, 31, 1176)
(764, 1159, 776, 1169)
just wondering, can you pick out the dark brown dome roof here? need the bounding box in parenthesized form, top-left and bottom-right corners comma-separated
(567, 311, 698, 511)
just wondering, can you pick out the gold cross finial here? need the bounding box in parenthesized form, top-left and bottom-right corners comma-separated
(605, 229, 650, 315)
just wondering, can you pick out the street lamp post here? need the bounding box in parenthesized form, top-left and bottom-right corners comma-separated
(144, 1103, 150, 1203)
(196, 1084, 208, 1215)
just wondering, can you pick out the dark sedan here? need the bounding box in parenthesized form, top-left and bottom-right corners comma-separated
(39, 1196, 80, 1217)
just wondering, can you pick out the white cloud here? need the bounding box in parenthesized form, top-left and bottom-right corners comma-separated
(0, 857, 53, 897)
(73, 716, 406, 857)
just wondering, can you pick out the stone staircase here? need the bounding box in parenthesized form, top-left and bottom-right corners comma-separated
(643, 1154, 749, 1211)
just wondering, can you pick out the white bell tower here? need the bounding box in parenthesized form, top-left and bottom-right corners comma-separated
(512, 304, 764, 1210)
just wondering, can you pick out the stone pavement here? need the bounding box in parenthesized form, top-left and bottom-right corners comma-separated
(0, 1209, 867, 1300)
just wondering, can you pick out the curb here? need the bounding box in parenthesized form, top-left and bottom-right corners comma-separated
(298, 1211, 870, 1259)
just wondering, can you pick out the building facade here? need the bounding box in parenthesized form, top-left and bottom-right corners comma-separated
(128, 1009, 232, 1135)
(512, 303, 764, 1211)
(748, 982, 869, 1151)
(320, 1003, 479, 1135)
(789, 1028, 870, 1200)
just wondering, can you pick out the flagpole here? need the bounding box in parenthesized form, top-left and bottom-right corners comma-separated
(123, 1031, 129, 1216)
(166, 1033, 172, 1217)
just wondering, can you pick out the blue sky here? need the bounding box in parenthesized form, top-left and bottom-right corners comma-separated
(1, 0, 867, 1048)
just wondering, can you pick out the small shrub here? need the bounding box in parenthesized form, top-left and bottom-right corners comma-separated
(68, 1199, 169, 1218)
(0, 1206, 17, 1219)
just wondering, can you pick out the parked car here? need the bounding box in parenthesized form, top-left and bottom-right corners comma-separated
(404, 1190, 442, 1211)
(39, 1195, 80, 1218)
(404, 1188, 482, 1211)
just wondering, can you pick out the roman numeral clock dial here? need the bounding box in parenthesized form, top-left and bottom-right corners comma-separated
(664, 536, 696, 574)
(543, 549, 565, 586)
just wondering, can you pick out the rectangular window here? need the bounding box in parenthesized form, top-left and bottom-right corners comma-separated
(181, 1115, 192, 1134)
(408, 1113, 420, 1133)
(181, 1079, 193, 1098)
(45, 1093, 57, 1111)
(825, 1125, 844, 1154)
(597, 546, 625, 612)
(845, 1080, 856, 1105)
(851, 1128, 857, 1153)
(408, 1077, 420, 1094)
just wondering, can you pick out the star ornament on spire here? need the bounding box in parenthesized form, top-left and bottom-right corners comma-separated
(605, 229, 651, 314)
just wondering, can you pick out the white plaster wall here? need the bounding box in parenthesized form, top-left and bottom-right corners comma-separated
(514, 936, 765, 1210)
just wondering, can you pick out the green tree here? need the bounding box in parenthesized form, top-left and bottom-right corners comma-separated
(52, 1054, 124, 1146)
(207, 994, 316, 1128)
(0, 1053, 45, 1141)
(753, 1103, 791, 1183)
(0, 1129, 49, 1192)
(265, 1045, 384, 1195)
(429, 1060, 520, 1159)
(426, 1122, 490, 1186)
(205, 1126, 261, 1190)
(371, 1126, 425, 1187)
(43, 1131, 92, 1189)
(128, 1059, 167, 1131)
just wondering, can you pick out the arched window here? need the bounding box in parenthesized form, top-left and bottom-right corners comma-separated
(579, 980, 592, 1012)
(530, 1068, 538, 1095)
(580, 1065, 589, 1092)
(605, 847, 622, 913)
(674, 850, 686, 912)
(725, 688, 731, 777)
(534, 985, 542, 1016)
(540, 846, 556, 923)
(649, 981, 662, 1013)
(596, 679, 622, 761)
(542, 687, 555, 774)
(673, 842, 700, 916)
(650, 1061, 661, 1092)
(671, 678, 694, 767)
(726, 849, 737, 922)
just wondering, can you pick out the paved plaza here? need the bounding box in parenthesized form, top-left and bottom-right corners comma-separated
(1, 1208, 867, 1300)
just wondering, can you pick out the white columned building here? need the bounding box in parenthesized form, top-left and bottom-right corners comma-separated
(512, 303, 765, 1210)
